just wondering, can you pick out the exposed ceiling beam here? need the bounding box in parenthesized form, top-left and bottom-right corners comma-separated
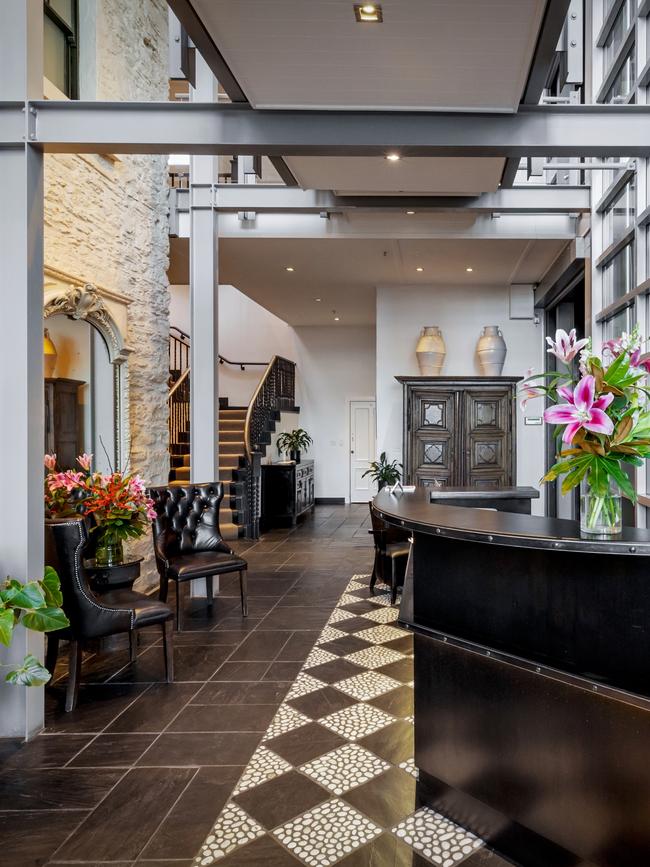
(172, 212, 579, 241)
(9, 102, 650, 157)
(502, 0, 572, 188)
(166, 0, 248, 102)
(195, 185, 590, 214)
(522, 0, 572, 103)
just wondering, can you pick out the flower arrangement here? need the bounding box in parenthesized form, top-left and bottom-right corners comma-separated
(44, 454, 155, 563)
(522, 326, 650, 535)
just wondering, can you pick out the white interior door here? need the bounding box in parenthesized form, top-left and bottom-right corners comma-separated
(350, 400, 377, 503)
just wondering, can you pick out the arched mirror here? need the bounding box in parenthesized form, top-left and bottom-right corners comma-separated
(43, 273, 131, 473)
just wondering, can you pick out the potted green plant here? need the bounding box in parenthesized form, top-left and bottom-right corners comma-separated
(276, 429, 313, 464)
(0, 566, 69, 686)
(362, 452, 403, 490)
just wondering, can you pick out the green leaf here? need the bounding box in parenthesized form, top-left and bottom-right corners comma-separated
(0, 609, 15, 647)
(21, 607, 69, 634)
(2, 581, 45, 611)
(602, 460, 637, 502)
(41, 567, 63, 608)
(5, 654, 52, 687)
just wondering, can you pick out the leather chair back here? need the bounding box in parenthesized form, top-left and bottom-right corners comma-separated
(45, 517, 132, 639)
(148, 484, 230, 565)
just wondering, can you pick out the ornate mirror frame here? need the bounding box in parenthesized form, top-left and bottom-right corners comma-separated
(43, 268, 132, 470)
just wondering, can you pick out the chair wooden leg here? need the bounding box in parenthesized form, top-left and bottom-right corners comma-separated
(239, 570, 248, 617)
(65, 640, 82, 713)
(129, 630, 138, 663)
(175, 580, 182, 632)
(391, 559, 398, 605)
(159, 573, 169, 602)
(162, 620, 174, 683)
(369, 552, 379, 594)
(206, 576, 214, 612)
(45, 635, 59, 677)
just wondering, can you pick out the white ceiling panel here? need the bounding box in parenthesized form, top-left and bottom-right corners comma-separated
(285, 156, 505, 195)
(218, 237, 567, 325)
(191, 0, 547, 111)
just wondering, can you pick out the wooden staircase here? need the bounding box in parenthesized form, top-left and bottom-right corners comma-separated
(169, 401, 249, 540)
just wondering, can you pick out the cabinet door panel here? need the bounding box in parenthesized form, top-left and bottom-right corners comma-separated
(463, 389, 513, 486)
(409, 390, 457, 485)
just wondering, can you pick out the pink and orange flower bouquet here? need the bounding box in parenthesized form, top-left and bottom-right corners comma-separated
(522, 326, 650, 534)
(44, 453, 155, 563)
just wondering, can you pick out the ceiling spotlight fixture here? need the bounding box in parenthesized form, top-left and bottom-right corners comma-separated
(334, 316, 341, 321)
(314, 297, 322, 302)
(466, 267, 473, 272)
(354, 3, 383, 22)
(406, 210, 415, 215)
(416, 267, 424, 272)
(385, 153, 401, 162)
(286, 266, 295, 272)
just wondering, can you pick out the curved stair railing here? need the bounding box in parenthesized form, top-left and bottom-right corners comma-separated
(168, 328, 296, 538)
(243, 356, 297, 538)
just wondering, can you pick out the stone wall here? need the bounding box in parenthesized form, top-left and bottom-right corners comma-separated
(44, 0, 170, 587)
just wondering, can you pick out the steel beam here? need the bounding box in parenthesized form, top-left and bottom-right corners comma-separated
(10, 102, 650, 158)
(200, 185, 590, 214)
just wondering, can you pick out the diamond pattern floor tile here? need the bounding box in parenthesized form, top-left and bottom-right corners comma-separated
(360, 606, 400, 624)
(285, 673, 327, 700)
(195, 801, 265, 864)
(273, 798, 382, 867)
(334, 670, 402, 701)
(355, 625, 408, 644)
(262, 705, 312, 741)
(232, 746, 292, 795)
(392, 807, 483, 866)
(318, 702, 395, 741)
(345, 646, 405, 669)
(300, 743, 390, 795)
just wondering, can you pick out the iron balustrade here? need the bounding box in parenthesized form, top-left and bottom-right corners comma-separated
(167, 330, 296, 538)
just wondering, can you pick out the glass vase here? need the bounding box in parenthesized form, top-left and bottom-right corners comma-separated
(95, 535, 124, 567)
(580, 477, 622, 537)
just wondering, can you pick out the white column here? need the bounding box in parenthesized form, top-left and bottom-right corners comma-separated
(189, 56, 219, 482)
(0, 0, 45, 738)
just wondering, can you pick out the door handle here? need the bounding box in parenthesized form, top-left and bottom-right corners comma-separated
(351, 450, 355, 454)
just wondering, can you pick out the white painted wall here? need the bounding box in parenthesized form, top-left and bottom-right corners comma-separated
(293, 326, 377, 502)
(376, 284, 546, 514)
(170, 284, 297, 406)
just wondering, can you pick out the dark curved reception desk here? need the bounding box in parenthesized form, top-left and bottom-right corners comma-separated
(374, 488, 650, 867)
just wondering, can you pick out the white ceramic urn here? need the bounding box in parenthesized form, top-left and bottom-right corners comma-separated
(416, 326, 446, 376)
(477, 326, 507, 375)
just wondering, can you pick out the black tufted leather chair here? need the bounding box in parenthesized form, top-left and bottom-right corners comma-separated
(148, 483, 248, 630)
(45, 517, 174, 712)
(369, 503, 411, 603)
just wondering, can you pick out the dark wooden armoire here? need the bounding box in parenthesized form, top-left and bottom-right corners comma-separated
(396, 376, 520, 489)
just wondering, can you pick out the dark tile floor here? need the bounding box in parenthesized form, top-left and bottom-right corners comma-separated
(0, 506, 377, 867)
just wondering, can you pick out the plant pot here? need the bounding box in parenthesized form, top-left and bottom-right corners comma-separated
(416, 326, 446, 376)
(289, 450, 301, 463)
(95, 537, 124, 567)
(477, 326, 507, 375)
(580, 477, 622, 537)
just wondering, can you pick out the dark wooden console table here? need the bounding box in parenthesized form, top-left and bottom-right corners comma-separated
(374, 487, 650, 867)
(84, 557, 143, 593)
(261, 460, 315, 529)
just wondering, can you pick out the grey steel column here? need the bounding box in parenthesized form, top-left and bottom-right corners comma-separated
(0, 0, 45, 738)
(189, 56, 219, 482)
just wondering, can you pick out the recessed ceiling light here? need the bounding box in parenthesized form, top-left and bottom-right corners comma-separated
(314, 297, 322, 302)
(385, 153, 400, 162)
(406, 210, 415, 215)
(466, 267, 473, 272)
(416, 267, 424, 272)
(286, 266, 294, 272)
(354, 3, 383, 22)
(334, 316, 341, 321)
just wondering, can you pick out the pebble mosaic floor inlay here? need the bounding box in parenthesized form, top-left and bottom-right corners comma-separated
(193, 573, 495, 867)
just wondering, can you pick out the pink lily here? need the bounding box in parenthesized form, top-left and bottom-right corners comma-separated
(543, 375, 614, 443)
(629, 348, 650, 373)
(76, 453, 93, 471)
(546, 328, 589, 364)
(519, 368, 544, 410)
(44, 454, 57, 471)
